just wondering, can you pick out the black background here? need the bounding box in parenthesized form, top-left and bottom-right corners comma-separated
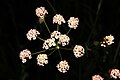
(0, 0, 120, 80)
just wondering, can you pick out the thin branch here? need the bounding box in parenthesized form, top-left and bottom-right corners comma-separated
(66, 28, 71, 35)
(60, 47, 72, 50)
(32, 50, 46, 55)
(48, 49, 57, 56)
(32, 48, 55, 55)
(58, 49, 62, 60)
(46, 0, 56, 14)
(37, 37, 45, 41)
(86, 0, 103, 45)
(44, 20, 51, 34)
(57, 24, 59, 31)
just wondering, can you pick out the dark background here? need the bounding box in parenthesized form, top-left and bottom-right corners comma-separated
(0, 0, 120, 80)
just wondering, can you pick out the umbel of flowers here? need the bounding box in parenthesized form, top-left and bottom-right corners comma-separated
(18, 6, 120, 79)
(19, 6, 82, 74)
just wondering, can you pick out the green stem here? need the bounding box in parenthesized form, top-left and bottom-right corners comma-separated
(32, 50, 46, 55)
(37, 37, 45, 41)
(44, 20, 51, 34)
(58, 49, 62, 60)
(66, 28, 71, 35)
(60, 47, 72, 50)
(46, 0, 56, 13)
(57, 24, 59, 31)
(48, 49, 57, 56)
(32, 48, 55, 55)
(55, 42, 60, 49)
(113, 41, 120, 63)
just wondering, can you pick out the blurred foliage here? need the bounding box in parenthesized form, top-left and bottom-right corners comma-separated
(0, 0, 120, 80)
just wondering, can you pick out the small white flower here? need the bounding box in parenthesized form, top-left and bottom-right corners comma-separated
(56, 60, 70, 73)
(110, 69, 120, 79)
(104, 34, 114, 45)
(26, 29, 40, 41)
(68, 17, 79, 29)
(37, 54, 48, 66)
(43, 38, 56, 50)
(58, 34, 70, 46)
(53, 14, 65, 25)
(19, 49, 32, 63)
(35, 7, 48, 19)
(51, 31, 61, 39)
(101, 34, 114, 47)
(92, 75, 104, 80)
(73, 45, 85, 58)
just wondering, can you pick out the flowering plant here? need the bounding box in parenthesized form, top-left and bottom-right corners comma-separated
(18, 0, 120, 80)
(19, 6, 83, 73)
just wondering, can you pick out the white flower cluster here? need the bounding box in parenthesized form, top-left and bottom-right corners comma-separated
(51, 31, 70, 46)
(26, 29, 40, 41)
(110, 69, 120, 79)
(53, 14, 65, 25)
(68, 17, 79, 29)
(51, 31, 61, 39)
(19, 49, 32, 63)
(56, 60, 70, 73)
(35, 7, 48, 19)
(37, 54, 48, 66)
(42, 38, 56, 50)
(101, 34, 114, 47)
(58, 34, 70, 46)
(92, 75, 104, 80)
(20, 6, 84, 74)
(73, 45, 85, 58)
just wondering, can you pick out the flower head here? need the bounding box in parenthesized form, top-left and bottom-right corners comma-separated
(101, 34, 114, 47)
(43, 38, 56, 50)
(58, 34, 70, 46)
(26, 29, 40, 41)
(35, 7, 48, 19)
(53, 14, 65, 25)
(51, 31, 61, 39)
(56, 60, 70, 73)
(19, 49, 32, 63)
(110, 69, 120, 79)
(68, 17, 79, 29)
(37, 54, 48, 66)
(73, 45, 85, 58)
(92, 75, 104, 80)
